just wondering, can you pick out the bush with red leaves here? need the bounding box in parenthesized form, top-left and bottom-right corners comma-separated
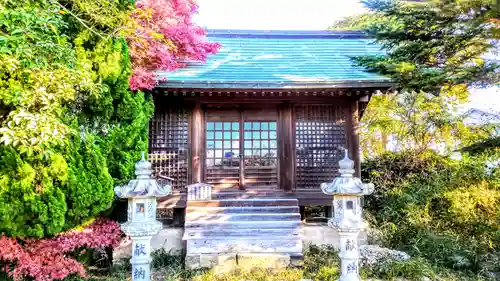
(0, 218, 121, 281)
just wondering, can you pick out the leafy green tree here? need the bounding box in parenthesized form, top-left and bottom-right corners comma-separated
(343, 2, 500, 277)
(360, 90, 496, 157)
(0, 0, 152, 237)
(0, 0, 216, 238)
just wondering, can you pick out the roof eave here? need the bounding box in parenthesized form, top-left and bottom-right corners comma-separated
(156, 80, 394, 89)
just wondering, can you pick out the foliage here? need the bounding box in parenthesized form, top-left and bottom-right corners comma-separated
(191, 269, 303, 281)
(353, 0, 500, 94)
(362, 258, 448, 281)
(63, 132, 115, 229)
(302, 244, 340, 278)
(72, 33, 154, 184)
(362, 150, 500, 277)
(460, 136, 500, 155)
(0, 218, 121, 281)
(0, 1, 98, 155)
(75, 246, 478, 281)
(0, 0, 147, 238)
(332, 1, 500, 156)
(360, 90, 496, 157)
(0, 130, 116, 238)
(0, 0, 215, 238)
(128, 0, 220, 90)
(330, 12, 387, 30)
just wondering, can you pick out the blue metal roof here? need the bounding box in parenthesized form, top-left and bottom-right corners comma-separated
(156, 30, 391, 89)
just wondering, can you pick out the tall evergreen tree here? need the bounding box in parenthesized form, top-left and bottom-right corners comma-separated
(354, 0, 500, 94)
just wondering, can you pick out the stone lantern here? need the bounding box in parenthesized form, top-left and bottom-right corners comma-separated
(114, 152, 172, 281)
(320, 149, 374, 281)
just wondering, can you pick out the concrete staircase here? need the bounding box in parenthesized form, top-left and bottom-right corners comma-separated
(183, 188, 303, 269)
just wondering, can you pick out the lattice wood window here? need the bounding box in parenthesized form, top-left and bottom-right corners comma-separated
(149, 107, 189, 190)
(295, 105, 346, 189)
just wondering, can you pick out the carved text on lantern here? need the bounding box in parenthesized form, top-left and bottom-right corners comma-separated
(134, 267, 146, 279)
(134, 244, 146, 256)
(345, 239, 356, 251)
(347, 262, 357, 273)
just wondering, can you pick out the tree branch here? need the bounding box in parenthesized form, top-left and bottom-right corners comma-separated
(54, 1, 106, 40)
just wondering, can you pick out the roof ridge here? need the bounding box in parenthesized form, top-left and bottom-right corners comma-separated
(206, 29, 370, 39)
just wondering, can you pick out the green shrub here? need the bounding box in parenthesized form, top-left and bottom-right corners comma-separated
(314, 266, 340, 281)
(363, 258, 437, 281)
(362, 150, 500, 277)
(0, 2, 153, 238)
(0, 131, 116, 238)
(302, 244, 340, 278)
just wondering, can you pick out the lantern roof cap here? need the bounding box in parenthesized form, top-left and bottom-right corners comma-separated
(320, 149, 374, 195)
(114, 152, 172, 198)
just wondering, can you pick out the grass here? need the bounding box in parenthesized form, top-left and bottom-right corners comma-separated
(77, 245, 486, 281)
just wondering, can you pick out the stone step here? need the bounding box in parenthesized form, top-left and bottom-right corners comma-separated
(185, 220, 301, 229)
(184, 233, 303, 240)
(187, 198, 298, 208)
(212, 191, 294, 200)
(185, 237, 303, 254)
(185, 212, 301, 222)
(184, 227, 302, 238)
(184, 191, 303, 270)
(185, 206, 300, 214)
(184, 231, 303, 240)
(185, 253, 303, 270)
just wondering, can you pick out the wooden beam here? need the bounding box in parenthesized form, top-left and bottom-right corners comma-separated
(279, 102, 296, 191)
(191, 102, 203, 183)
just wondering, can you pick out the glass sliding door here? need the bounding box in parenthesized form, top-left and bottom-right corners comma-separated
(204, 107, 279, 189)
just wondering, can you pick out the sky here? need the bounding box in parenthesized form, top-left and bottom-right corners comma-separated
(195, 0, 366, 30)
(194, 0, 500, 115)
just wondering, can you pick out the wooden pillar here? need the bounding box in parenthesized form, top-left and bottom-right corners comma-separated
(346, 100, 361, 178)
(191, 102, 203, 183)
(279, 102, 296, 191)
(239, 106, 245, 190)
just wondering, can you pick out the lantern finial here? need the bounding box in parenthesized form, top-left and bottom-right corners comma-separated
(338, 149, 355, 176)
